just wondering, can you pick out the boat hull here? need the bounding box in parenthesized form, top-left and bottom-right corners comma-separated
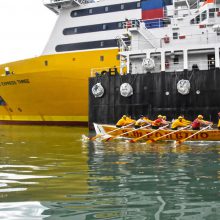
(98, 124, 220, 141)
(0, 48, 119, 125)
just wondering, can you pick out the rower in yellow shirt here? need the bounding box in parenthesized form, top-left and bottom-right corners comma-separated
(116, 115, 135, 127)
(171, 116, 190, 130)
(126, 115, 136, 125)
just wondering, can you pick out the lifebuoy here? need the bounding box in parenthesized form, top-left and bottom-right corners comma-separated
(164, 35, 170, 43)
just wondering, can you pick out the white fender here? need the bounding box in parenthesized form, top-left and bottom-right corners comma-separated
(142, 58, 155, 70)
(92, 83, 104, 98)
(177, 79, 190, 95)
(120, 83, 133, 97)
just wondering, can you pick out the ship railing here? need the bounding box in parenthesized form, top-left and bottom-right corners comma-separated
(43, 0, 91, 4)
(122, 19, 140, 29)
(91, 66, 121, 77)
(149, 59, 217, 73)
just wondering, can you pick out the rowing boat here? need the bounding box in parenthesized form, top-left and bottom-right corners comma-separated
(94, 123, 220, 142)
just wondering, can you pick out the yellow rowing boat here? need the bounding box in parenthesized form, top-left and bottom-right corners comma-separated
(94, 124, 220, 141)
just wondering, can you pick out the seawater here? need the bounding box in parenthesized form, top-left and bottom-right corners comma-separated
(0, 125, 219, 220)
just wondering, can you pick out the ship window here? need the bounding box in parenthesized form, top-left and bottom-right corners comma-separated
(89, 8, 93, 14)
(137, 2, 141, 8)
(173, 32, 178, 39)
(173, 55, 179, 64)
(209, 8, 215, 18)
(190, 18, 195, 24)
(195, 15, 200, 23)
(102, 24, 107, 30)
(71, 2, 141, 18)
(44, 60, 48, 66)
(201, 11, 207, 21)
(118, 22, 122, 28)
(100, 41, 104, 47)
(55, 39, 118, 52)
(0, 96, 6, 106)
(74, 28, 77, 33)
(100, 56, 104, 61)
(116, 55, 120, 60)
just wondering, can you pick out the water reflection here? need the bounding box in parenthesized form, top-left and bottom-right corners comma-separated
(0, 125, 219, 219)
(0, 201, 49, 219)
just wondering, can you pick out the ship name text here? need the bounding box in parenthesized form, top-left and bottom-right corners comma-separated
(0, 79, 30, 86)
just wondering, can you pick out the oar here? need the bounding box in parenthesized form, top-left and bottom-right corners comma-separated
(176, 125, 211, 145)
(90, 123, 134, 141)
(102, 124, 152, 142)
(146, 125, 191, 144)
(130, 124, 170, 143)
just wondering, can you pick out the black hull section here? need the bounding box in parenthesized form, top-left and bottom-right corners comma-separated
(89, 70, 220, 129)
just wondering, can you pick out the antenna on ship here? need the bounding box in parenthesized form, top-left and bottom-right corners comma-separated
(43, 0, 94, 14)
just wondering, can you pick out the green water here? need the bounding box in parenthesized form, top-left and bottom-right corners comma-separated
(0, 125, 219, 220)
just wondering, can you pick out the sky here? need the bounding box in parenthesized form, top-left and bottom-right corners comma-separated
(0, 0, 57, 64)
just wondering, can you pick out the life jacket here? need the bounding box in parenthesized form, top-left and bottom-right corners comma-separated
(116, 118, 127, 127)
(218, 116, 220, 128)
(192, 118, 201, 129)
(152, 118, 163, 127)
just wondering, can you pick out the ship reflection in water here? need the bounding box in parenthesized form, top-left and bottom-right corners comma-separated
(0, 126, 220, 219)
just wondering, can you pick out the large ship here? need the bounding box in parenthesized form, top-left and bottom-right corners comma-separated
(0, 0, 149, 125)
(89, 0, 220, 127)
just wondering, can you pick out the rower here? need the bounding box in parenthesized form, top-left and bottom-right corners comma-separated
(162, 115, 170, 124)
(126, 115, 136, 125)
(218, 112, 220, 130)
(181, 116, 191, 125)
(191, 115, 213, 130)
(171, 116, 190, 130)
(135, 115, 152, 128)
(116, 115, 127, 127)
(151, 115, 168, 129)
(116, 115, 135, 127)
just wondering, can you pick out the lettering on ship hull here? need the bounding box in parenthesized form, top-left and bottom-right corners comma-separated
(0, 79, 30, 86)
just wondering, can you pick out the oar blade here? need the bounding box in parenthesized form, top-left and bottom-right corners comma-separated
(146, 139, 156, 144)
(102, 136, 113, 142)
(129, 139, 136, 143)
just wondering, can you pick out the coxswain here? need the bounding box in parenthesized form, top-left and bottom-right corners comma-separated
(171, 116, 190, 130)
(218, 112, 220, 130)
(135, 115, 152, 128)
(151, 115, 167, 129)
(191, 115, 212, 130)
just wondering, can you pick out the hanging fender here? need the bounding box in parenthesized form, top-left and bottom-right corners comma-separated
(177, 79, 190, 95)
(120, 83, 133, 97)
(92, 83, 104, 98)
